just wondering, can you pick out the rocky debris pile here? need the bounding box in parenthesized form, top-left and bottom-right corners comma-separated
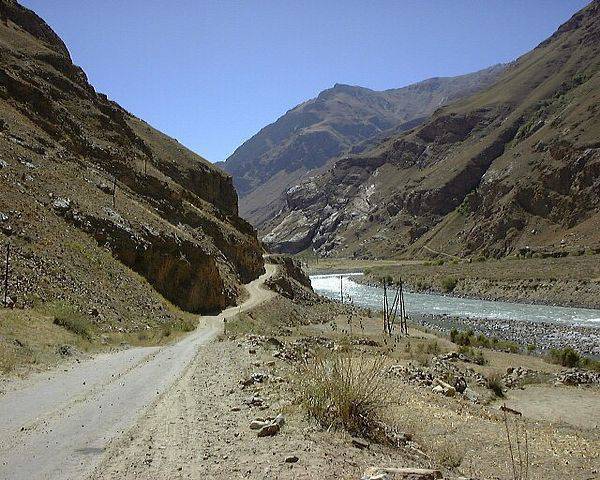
(502, 366, 543, 388)
(438, 351, 480, 364)
(273, 336, 337, 362)
(249, 414, 285, 437)
(389, 365, 434, 386)
(432, 379, 456, 397)
(352, 337, 381, 347)
(361, 466, 442, 480)
(388, 357, 484, 403)
(430, 356, 487, 387)
(240, 334, 283, 350)
(555, 368, 600, 386)
(240, 372, 269, 388)
(418, 314, 600, 357)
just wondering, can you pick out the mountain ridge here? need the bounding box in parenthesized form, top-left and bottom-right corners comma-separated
(218, 64, 506, 228)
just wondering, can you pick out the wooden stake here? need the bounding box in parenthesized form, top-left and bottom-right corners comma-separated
(339, 275, 343, 303)
(112, 175, 117, 208)
(3, 242, 9, 307)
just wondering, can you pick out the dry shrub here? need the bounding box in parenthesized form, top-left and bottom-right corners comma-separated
(487, 372, 505, 398)
(436, 440, 464, 469)
(296, 350, 390, 439)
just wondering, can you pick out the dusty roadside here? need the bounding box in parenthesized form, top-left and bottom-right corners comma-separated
(0, 265, 277, 480)
(92, 292, 599, 480)
(90, 339, 401, 480)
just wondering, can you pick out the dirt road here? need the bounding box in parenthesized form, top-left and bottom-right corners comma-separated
(0, 264, 276, 480)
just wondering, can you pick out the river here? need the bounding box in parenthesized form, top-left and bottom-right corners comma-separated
(310, 273, 600, 327)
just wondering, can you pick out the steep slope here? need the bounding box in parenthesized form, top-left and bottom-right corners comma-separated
(264, 0, 600, 258)
(219, 65, 505, 227)
(0, 0, 264, 334)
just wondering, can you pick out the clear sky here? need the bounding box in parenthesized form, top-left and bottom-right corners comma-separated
(21, 0, 589, 162)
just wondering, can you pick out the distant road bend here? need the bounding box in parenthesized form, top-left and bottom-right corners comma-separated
(0, 264, 277, 480)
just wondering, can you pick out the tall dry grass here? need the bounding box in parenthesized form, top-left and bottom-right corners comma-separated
(295, 350, 390, 438)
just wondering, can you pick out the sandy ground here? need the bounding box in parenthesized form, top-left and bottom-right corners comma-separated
(89, 341, 407, 480)
(503, 385, 600, 430)
(0, 265, 276, 480)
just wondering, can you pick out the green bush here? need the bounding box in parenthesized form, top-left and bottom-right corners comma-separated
(48, 302, 92, 340)
(548, 347, 581, 368)
(451, 329, 519, 354)
(440, 276, 458, 292)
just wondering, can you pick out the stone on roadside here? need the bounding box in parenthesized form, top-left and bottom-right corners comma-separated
(361, 466, 442, 480)
(284, 455, 299, 463)
(352, 437, 370, 449)
(463, 387, 480, 403)
(432, 379, 456, 397)
(257, 422, 280, 437)
(249, 419, 267, 430)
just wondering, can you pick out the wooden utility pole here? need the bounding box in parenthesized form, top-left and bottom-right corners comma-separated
(3, 242, 9, 307)
(383, 279, 388, 334)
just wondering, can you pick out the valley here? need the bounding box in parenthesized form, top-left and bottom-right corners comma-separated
(0, 1, 599, 479)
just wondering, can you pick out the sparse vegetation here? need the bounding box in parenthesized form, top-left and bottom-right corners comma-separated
(46, 302, 92, 340)
(296, 350, 389, 439)
(440, 276, 458, 292)
(502, 406, 530, 480)
(436, 440, 464, 469)
(487, 373, 505, 398)
(451, 328, 520, 354)
(547, 347, 600, 372)
(458, 345, 486, 365)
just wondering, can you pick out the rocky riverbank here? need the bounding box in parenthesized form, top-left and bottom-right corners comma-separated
(412, 313, 600, 358)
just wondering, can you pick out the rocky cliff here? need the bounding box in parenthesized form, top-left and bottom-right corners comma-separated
(264, 0, 600, 259)
(218, 65, 505, 228)
(0, 0, 264, 331)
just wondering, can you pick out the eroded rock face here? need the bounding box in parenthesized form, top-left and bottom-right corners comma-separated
(0, 1, 263, 317)
(262, 1, 600, 258)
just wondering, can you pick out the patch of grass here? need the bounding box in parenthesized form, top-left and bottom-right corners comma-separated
(45, 302, 92, 340)
(458, 345, 486, 365)
(436, 440, 464, 469)
(547, 347, 600, 371)
(295, 350, 389, 439)
(417, 339, 441, 355)
(547, 347, 580, 367)
(450, 328, 520, 354)
(440, 276, 458, 292)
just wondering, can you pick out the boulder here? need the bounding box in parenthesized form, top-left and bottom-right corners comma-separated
(432, 379, 456, 397)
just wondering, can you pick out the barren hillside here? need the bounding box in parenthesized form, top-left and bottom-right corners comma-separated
(0, 0, 264, 338)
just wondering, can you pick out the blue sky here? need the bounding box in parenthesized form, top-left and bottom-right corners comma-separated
(21, 1, 589, 162)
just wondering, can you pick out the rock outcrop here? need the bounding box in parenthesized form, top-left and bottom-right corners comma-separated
(0, 0, 263, 325)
